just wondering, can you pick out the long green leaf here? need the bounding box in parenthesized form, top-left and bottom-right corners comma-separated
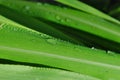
(56, 0, 120, 24)
(0, 64, 100, 80)
(1, 0, 120, 52)
(0, 5, 82, 45)
(109, 6, 120, 15)
(0, 21, 120, 80)
(109, 6, 120, 21)
(38, 19, 120, 51)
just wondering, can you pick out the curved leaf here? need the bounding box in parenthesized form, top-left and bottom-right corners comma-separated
(0, 22, 120, 80)
(0, 0, 120, 52)
(0, 5, 82, 45)
(0, 64, 100, 80)
(56, 0, 120, 24)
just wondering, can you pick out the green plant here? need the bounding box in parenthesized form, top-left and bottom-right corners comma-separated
(0, 64, 100, 80)
(1, 0, 120, 52)
(0, 0, 120, 80)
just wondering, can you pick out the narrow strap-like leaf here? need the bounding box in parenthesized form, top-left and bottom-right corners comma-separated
(0, 64, 100, 80)
(0, 0, 120, 52)
(0, 5, 83, 45)
(0, 22, 120, 80)
(109, 6, 120, 15)
(56, 0, 120, 24)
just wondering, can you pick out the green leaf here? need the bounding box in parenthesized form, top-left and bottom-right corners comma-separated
(109, 6, 120, 21)
(0, 0, 120, 52)
(0, 21, 120, 79)
(56, 0, 120, 24)
(76, 0, 110, 11)
(0, 64, 100, 80)
(109, 6, 120, 16)
(0, 5, 83, 45)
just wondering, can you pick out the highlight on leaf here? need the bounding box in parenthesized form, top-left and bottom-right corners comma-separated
(0, 0, 120, 80)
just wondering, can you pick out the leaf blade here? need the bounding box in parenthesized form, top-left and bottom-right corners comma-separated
(0, 22, 120, 79)
(56, 0, 120, 24)
(0, 64, 100, 80)
(1, 0, 120, 52)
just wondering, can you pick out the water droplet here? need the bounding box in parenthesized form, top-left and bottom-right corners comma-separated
(40, 34, 50, 39)
(91, 47, 98, 51)
(37, 3, 42, 6)
(46, 39, 57, 45)
(106, 51, 115, 55)
(91, 47, 95, 49)
(24, 6, 30, 10)
(60, 19, 65, 22)
(56, 16, 61, 20)
(55, 15, 65, 23)
(65, 18, 70, 22)
(13, 28, 18, 31)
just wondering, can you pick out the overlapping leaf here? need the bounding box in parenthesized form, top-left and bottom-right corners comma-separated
(0, 19, 120, 79)
(0, 64, 100, 80)
(56, 0, 120, 24)
(0, 0, 120, 80)
(0, 0, 120, 52)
